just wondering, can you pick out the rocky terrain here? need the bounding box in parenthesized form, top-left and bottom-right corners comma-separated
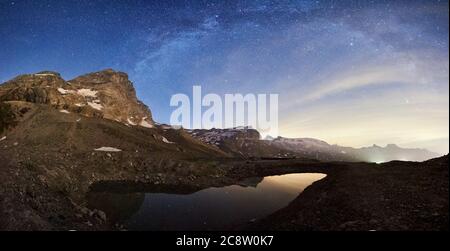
(243, 155, 449, 231)
(0, 69, 447, 231)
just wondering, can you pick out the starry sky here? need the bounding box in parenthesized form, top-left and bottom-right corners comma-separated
(0, 0, 448, 153)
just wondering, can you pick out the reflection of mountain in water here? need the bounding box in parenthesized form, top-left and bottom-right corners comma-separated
(237, 177, 264, 188)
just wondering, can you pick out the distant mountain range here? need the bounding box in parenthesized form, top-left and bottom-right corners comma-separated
(187, 128, 439, 162)
(268, 137, 439, 162)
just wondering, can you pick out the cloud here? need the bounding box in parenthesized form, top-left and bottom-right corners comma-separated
(277, 48, 449, 109)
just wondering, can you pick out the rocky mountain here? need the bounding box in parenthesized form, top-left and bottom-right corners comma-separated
(186, 127, 300, 159)
(0, 69, 154, 127)
(268, 137, 356, 161)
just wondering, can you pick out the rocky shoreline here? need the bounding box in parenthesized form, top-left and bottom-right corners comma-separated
(243, 156, 449, 231)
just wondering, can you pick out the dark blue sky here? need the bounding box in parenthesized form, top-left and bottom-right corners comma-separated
(0, 0, 448, 152)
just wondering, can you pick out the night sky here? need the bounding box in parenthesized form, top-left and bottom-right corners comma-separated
(0, 0, 448, 153)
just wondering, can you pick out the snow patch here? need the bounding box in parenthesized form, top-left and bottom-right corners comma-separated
(34, 73, 56, 76)
(275, 137, 330, 148)
(127, 118, 137, 126)
(57, 88, 74, 95)
(0, 136, 6, 142)
(77, 88, 98, 97)
(94, 147, 122, 152)
(162, 136, 174, 144)
(74, 103, 85, 107)
(139, 118, 153, 128)
(88, 102, 103, 110)
(59, 109, 70, 114)
(160, 125, 172, 130)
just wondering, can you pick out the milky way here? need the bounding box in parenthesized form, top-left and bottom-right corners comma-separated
(0, 0, 448, 153)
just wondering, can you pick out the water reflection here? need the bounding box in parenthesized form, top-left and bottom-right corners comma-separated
(87, 173, 326, 230)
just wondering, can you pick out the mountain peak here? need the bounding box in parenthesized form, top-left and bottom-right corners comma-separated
(0, 69, 154, 127)
(69, 69, 131, 86)
(101, 68, 117, 73)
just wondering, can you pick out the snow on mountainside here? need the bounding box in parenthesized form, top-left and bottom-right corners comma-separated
(0, 69, 154, 128)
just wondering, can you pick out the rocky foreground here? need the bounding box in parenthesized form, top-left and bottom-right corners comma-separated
(241, 156, 449, 231)
(0, 151, 448, 230)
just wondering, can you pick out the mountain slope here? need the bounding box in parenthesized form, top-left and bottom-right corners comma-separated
(0, 70, 229, 207)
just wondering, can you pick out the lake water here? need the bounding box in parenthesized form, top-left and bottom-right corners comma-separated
(87, 173, 326, 230)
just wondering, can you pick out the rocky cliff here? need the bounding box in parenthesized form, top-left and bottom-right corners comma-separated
(0, 69, 154, 127)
